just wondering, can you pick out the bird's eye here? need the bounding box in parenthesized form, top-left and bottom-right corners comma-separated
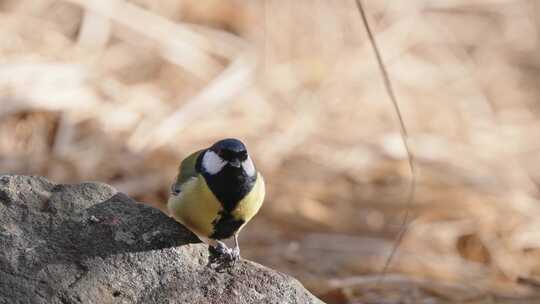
(215, 148, 223, 157)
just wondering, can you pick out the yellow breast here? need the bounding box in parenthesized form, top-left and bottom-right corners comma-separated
(167, 173, 265, 238)
(167, 175, 222, 237)
(232, 173, 265, 226)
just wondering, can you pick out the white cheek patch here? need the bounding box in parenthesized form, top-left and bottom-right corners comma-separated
(202, 151, 226, 175)
(242, 156, 256, 177)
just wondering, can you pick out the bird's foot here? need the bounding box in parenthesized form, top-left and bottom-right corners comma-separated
(230, 247, 241, 262)
(209, 241, 237, 268)
(214, 241, 232, 256)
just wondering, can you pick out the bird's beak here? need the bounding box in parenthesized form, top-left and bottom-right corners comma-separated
(229, 160, 241, 168)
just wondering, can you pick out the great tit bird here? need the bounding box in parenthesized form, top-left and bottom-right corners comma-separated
(167, 138, 265, 261)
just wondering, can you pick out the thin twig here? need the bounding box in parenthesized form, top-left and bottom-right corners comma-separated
(354, 0, 417, 285)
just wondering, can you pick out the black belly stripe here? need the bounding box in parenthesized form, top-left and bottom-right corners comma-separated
(196, 150, 257, 239)
(210, 211, 245, 239)
(196, 150, 257, 212)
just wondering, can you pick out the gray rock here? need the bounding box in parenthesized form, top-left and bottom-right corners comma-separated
(0, 175, 323, 304)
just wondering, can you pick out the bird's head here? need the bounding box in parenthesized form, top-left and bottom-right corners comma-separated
(201, 138, 256, 177)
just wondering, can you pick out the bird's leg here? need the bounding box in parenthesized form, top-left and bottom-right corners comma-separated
(205, 237, 234, 261)
(231, 234, 241, 261)
(214, 240, 232, 256)
(193, 235, 229, 260)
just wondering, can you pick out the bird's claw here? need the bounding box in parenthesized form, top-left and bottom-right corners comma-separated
(214, 242, 230, 255)
(230, 247, 240, 261)
(209, 242, 240, 267)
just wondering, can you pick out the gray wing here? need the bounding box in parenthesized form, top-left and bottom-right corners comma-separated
(170, 149, 204, 195)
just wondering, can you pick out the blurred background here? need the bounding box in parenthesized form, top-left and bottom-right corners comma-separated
(2, 0, 540, 303)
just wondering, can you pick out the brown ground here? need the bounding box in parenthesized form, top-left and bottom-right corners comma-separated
(2, 1, 540, 303)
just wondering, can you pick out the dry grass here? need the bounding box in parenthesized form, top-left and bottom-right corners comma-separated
(1, 0, 540, 303)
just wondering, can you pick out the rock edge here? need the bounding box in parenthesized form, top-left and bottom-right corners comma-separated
(0, 175, 323, 304)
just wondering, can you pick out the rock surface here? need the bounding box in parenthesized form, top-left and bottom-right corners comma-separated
(0, 175, 323, 304)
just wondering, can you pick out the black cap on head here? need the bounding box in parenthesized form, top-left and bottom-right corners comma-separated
(210, 138, 248, 161)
